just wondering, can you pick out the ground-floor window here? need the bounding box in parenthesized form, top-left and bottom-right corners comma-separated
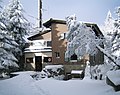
(26, 57, 33, 63)
(43, 57, 52, 62)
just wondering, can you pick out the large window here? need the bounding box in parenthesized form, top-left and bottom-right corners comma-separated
(26, 57, 33, 63)
(43, 57, 52, 62)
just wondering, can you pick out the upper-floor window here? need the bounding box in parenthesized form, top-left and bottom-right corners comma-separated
(55, 52, 60, 58)
(28, 40, 52, 47)
(47, 41, 52, 47)
(60, 32, 66, 40)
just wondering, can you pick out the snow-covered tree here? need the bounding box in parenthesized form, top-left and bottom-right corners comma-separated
(103, 10, 115, 39)
(1, 0, 30, 69)
(65, 14, 120, 79)
(0, 30, 19, 70)
(65, 15, 106, 79)
(0, 18, 19, 72)
(111, 7, 120, 57)
(0, 0, 21, 74)
(2, 0, 30, 45)
(102, 7, 120, 69)
(65, 15, 103, 61)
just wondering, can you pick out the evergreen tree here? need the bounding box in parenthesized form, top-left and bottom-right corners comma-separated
(0, 29, 19, 70)
(102, 7, 120, 67)
(103, 10, 115, 39)
(1, 0, 30, 69)
(111, 7, 120, 56)
(0, 14, 19, 71)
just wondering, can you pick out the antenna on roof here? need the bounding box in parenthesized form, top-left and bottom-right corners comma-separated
(38, 0, 42, 28)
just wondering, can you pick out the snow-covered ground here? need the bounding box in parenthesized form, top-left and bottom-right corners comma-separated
(0, 71, 120, 95)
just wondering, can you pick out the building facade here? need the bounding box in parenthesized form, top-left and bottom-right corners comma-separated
(24, 30, 52, 71)
(43, 19, 67, 64)
(24, 18, 104, 73)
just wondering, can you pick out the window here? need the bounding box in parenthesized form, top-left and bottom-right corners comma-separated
(60, 33, 66, 39)
(71, 53, 77, 60)
(47, 41, 52, 47)
(43, 57, 52, 62)
(55, 52, 60, 58)
(70, 53, 77, 62)
(26, 58, 33, 63)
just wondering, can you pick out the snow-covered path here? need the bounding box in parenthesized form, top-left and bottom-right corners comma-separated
(0, 73, 47, 95)
(37, 78, 119, 95)
(0, 72, 120, 95)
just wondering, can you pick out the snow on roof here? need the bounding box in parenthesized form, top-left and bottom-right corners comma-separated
(24, 49, 52, 53)
(71, 70, 83, 74)
(45, 65, 63, 69)
(27, 27, 51, 40)
(82, 21, 96, 25)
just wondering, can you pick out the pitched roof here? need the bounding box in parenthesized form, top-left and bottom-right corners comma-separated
(28, 18, 103, 40)
(43, 18, 66, 28)
(28, 29, 51, 40)
(84, 23, 103, 36)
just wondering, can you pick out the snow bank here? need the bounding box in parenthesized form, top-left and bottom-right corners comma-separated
(31, 65, 65, 80)
(0, 72, 38, 95)
(85, 62, 112, 80)
(107, 70, 120, 85)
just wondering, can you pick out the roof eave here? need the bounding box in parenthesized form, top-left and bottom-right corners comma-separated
(43, 18, 66, 28)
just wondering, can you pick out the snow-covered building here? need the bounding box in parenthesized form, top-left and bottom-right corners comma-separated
(24, 18, 104, 73)
(24, 29, 52, 71)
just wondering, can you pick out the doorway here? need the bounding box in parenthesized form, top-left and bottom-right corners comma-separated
(35, 56, 42, 71)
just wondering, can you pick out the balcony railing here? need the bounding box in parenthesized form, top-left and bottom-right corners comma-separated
(24, 40, 52, 52)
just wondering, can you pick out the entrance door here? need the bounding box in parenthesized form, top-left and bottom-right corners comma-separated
(35, 56, 42, 71)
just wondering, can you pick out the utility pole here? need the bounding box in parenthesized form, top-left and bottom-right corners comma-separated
(38, 0, 42, 28)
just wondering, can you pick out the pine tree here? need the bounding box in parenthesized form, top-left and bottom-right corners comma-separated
(103, 7, 120, 64)
(0, 30, 19, 69)
(0, 19, 19, 72)
(0, 0, 21, 73)
(112, 6, 120, 56)
(1, 0, 30, 69)
(103, 10, 115, 39)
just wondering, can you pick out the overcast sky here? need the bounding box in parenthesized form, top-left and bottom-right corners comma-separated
(3, 0, 120, 26)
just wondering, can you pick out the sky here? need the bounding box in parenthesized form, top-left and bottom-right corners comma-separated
(2, 0, 120, 26)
